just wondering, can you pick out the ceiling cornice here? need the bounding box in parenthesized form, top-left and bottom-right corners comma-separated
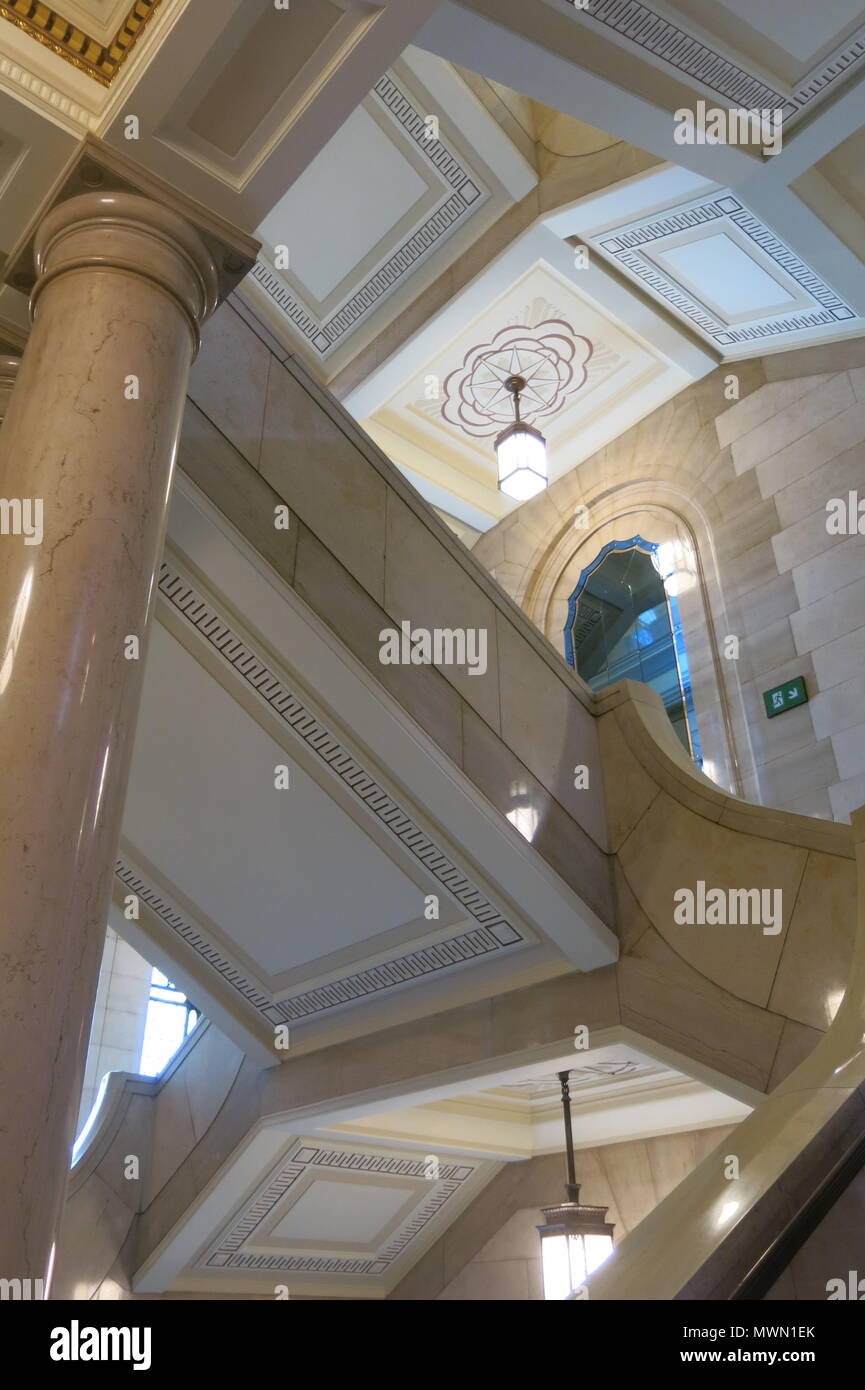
(0, 0, 164, 87)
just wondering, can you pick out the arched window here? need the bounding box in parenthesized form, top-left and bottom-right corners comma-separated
(564, 536, 702, 764)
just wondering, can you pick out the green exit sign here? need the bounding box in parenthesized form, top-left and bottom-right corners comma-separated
(763, 676, 808, 719)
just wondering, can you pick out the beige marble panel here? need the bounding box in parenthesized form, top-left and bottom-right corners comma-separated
(384, 492, 501, 731)
(756, 397, 865, 497)
(143, 1060, 197, 1206)
(52, 1171, 135, 1301)
(188, 303, 271, 467)
(714, 496, 780, 563)
(259, 359, 387, 602)
(715, 376, 826, 449)
(769, 851, 857, 1032)
(179, 401, 299, 583)
(757, 739, 839, 808)
(618, 928, 785, 1093)
(437, 1257, 529, 1300)
(597, 710, 659, 853)
(613, 859, 656, 953)
(784, 787, 834, 821)
(768, 1018, 822, 1089)
(292, 522, 463, 765)
(740, 617, 798, 681)
(791, 574, 865, 654)
(813, 627, 865, 692)
(488, 968, 620, 1057)
(460, 705, 615, 923)
(495, 613, 608, 848)
(832, 722, 865, 782)
(601, 1137, 658, 1233)
(618, 792, 806, 1008)
(737, 573, 800, 636)
(773, 438, 865, 529)
(829, 771, 865, 823)
(772, 506, 853, 576)
(731, 374, 853, 478)
(792, 533, 865, 608)
(810, 673, 865, 741)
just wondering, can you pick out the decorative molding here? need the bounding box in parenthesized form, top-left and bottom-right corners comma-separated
(202, 1142, 481, 1276)
(0, 0, 164, 87)
(492, 1059, 650, 1098)
(597, 193, 857, 346)
(250, 70, 486, 356)
(441, 318, 593, 437)
(568, 0, 865, 122)
(0, 51, 98, 126)
(116, 559, 527, 1026)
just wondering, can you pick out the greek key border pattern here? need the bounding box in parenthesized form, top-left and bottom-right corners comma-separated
(598, 193, 856, 345)
(117, 561, 526, 1026)
(568, 0, 865, 120)
(251, 71, 484, 355)
(204, 1145, 478, 1275)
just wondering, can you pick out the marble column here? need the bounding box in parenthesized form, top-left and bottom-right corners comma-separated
(0, 192, 218, 1289)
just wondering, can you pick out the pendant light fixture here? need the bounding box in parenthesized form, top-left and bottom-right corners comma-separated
(494, 374, 548, 501)
(537, 1071, 615, 1299)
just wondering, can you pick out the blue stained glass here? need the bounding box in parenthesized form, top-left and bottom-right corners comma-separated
(564, 536, 702, 766)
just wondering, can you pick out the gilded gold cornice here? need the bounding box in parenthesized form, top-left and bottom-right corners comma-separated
(0, 0, 163, 87)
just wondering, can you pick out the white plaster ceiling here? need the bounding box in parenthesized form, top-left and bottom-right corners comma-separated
(329, 1042, 752, 1158)
(134, 1034, 752, 1296)
(123, 622, 426, 979)
(548, 163, 865, 360)
(663, 0, 865, 84)
(112, 475, 615, 1065)
(354, 224, 707, 528)
(244, 46, 537, 378)
(166, 1133, 497, 1297)
(537, 0, 865, 125)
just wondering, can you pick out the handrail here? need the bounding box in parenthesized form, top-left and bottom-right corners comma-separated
(731, 1123, 865, 1300)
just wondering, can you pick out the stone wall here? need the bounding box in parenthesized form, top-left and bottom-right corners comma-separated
(392, 1125, 733, 1299)
(473, 340, 865, 821)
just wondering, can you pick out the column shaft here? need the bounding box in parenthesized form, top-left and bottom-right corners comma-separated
(0, 194, 217, 1286)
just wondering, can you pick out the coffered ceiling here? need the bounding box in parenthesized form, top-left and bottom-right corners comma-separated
(111, 472, 614, 1066)
(358, 247, 695, 528)
(245, 48, 536, 378)
(134, 1036, 750, 1296)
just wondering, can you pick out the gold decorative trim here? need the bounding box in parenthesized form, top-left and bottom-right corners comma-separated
(0, 0, 164, 87)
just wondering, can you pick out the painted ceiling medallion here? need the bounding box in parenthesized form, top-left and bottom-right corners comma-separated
(0, 0, 163, 87)
(441, 320, 593, 438)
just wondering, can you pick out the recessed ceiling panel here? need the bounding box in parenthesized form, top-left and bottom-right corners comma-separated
(123, 622, 424, 978)
(655, 234, 796, 320)
(259, 104, 430, 305)
(186, 0, 345, 157)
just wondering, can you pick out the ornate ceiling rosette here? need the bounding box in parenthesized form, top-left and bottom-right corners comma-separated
(441, 320, 593, 438)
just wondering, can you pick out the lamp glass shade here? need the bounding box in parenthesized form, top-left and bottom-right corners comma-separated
(537, 1204, 615, 1299)
(495, 421, 547, 500)
(651, 538, 696, 596)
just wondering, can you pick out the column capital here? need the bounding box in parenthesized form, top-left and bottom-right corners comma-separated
(3, 135, 259, 330)
(32, 192, 220, 352)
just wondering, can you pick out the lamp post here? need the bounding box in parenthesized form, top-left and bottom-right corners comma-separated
(537, 1071, 615, 1299)
(494, 374, 548, 501)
